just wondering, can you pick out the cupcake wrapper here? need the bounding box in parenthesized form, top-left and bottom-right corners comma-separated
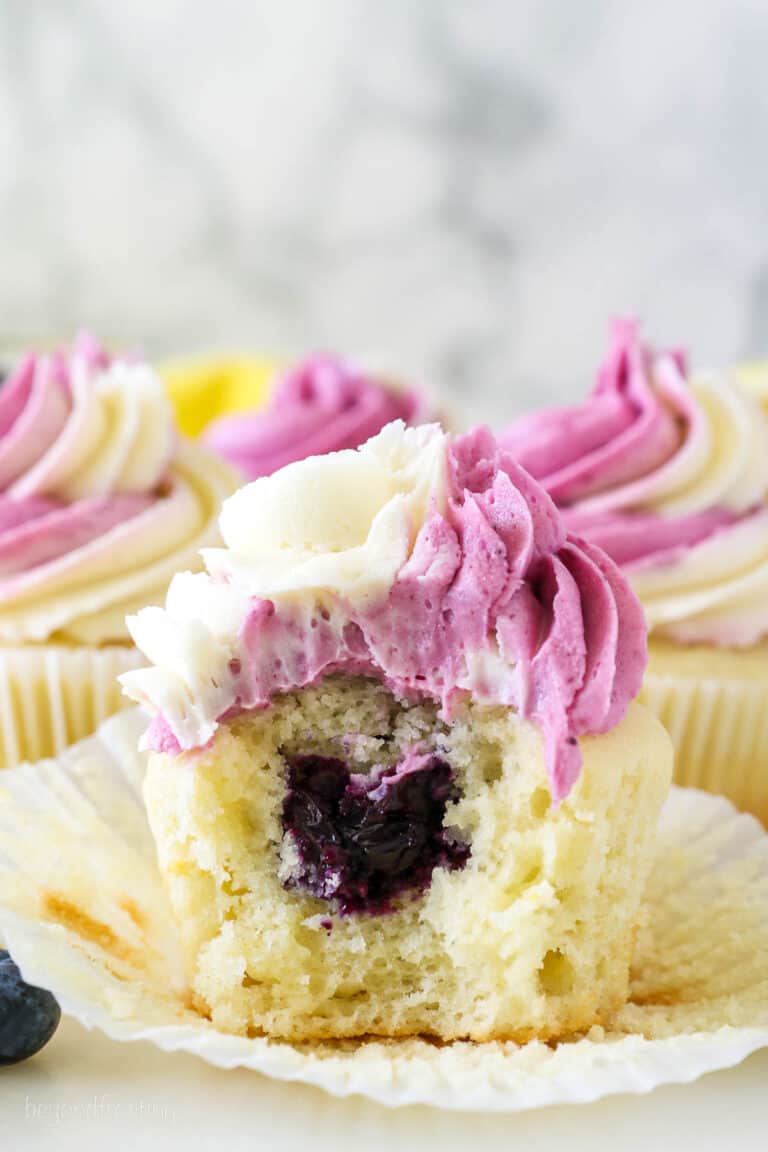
(0, 708, 766, 1112)
(0, 645, 145, 770)
(641, 669, 768, 827)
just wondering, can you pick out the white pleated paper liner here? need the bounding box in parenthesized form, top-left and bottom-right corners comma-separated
(0, 643, 145, 769)
(0, 708, 767, 1112)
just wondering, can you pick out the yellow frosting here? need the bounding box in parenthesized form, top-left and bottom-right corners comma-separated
(160, 354, 278, 437)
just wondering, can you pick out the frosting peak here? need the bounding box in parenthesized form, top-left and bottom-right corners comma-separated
(500, 320, 768, 646)
(0, 335, 238, 645)
(123, 423, 647, 802)
(209, 422, 447, 605)
(204, 355, 429, 478)
(501, 319, 685, 507)
(2, 332, 174, 502)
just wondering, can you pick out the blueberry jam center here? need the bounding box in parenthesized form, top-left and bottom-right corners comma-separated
(281, 754, 470, 915)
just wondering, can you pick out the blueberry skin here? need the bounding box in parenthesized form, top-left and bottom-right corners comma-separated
(0, 950, 61, 1066)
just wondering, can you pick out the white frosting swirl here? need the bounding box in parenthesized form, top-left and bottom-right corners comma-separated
(585, 369, 768, 646)
(571, 364, 768, 517)
(0, 336, 240, 645)
(0, 442, 239, 645)
(122, 421, 648, 803)
(504, 322, 768, 647)
(3, 338, 174, 500)
(207, 422, 447, 605)
(631, 509, 768, 646)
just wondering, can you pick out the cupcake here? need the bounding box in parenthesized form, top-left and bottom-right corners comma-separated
(0, 333, 238, 767)
(122, 422, 671, 1043)
(203, 354, 433, 478)
(500, 318, 768, 825)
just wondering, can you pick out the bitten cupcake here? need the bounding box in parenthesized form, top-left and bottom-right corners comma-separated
(0, 333, 238, 767)
(122, 422, 671, 1043)
(204, 355, 433, 478)
(501, 319, 768, 825)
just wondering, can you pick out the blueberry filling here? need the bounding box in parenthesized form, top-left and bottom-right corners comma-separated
(281, 753, 470, 915)
(0, 950, 61, 1065)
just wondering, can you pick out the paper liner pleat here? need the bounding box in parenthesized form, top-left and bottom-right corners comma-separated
(0, 645, 145, 770)
(641, 671, 768, 826)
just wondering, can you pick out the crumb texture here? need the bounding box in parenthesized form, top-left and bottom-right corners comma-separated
(144, 678, 672, 1042)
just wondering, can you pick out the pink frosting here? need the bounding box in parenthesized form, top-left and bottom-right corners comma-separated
(499, 318, 691, 507)
(0, 335, 163, 593)
(564, 507, 742, 569)
(204, 356, 429, 478)
(499, 317, 758, 571)
(0, 494, 153, 588)
(148, 427, 647, 803)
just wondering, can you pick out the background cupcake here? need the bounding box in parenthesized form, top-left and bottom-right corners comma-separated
(0, 333, 238, 767)
(162, 353, 276, 438)
(500, 318, 768, 826)
(167, 353, 435, 479)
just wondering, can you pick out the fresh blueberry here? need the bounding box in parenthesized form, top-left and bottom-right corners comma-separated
(0, 950, 61, 1065)
(282, 754, 470, 915)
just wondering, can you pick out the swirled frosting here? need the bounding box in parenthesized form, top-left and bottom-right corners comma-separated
(0, 334, 238, 645)
(204, 355, 431, 478)
(499, 319, 768, 646)
(122, 422, 646, 802)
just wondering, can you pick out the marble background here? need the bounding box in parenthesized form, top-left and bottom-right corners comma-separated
(1, 0, 768, 422)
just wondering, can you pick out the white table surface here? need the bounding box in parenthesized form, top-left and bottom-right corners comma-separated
(1, 1018, 766, 1151)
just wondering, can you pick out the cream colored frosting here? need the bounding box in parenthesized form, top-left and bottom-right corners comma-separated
(11, 355, 176, 501)
(502, 320, 768, 647)
(123, 422, 647, 802)
(208, 422, 448, 605)
(589, 371, 768, 645)
(632, 509, 768, 645)
(0, 337, 240, 646)
(575, 368, 768, 517)
(0, 443, 238, 645)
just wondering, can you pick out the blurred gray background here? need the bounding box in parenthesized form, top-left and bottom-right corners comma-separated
(1, 0, 767, 423)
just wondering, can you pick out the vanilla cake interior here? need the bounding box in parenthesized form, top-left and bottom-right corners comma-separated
(144, 675, 672, 1043)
